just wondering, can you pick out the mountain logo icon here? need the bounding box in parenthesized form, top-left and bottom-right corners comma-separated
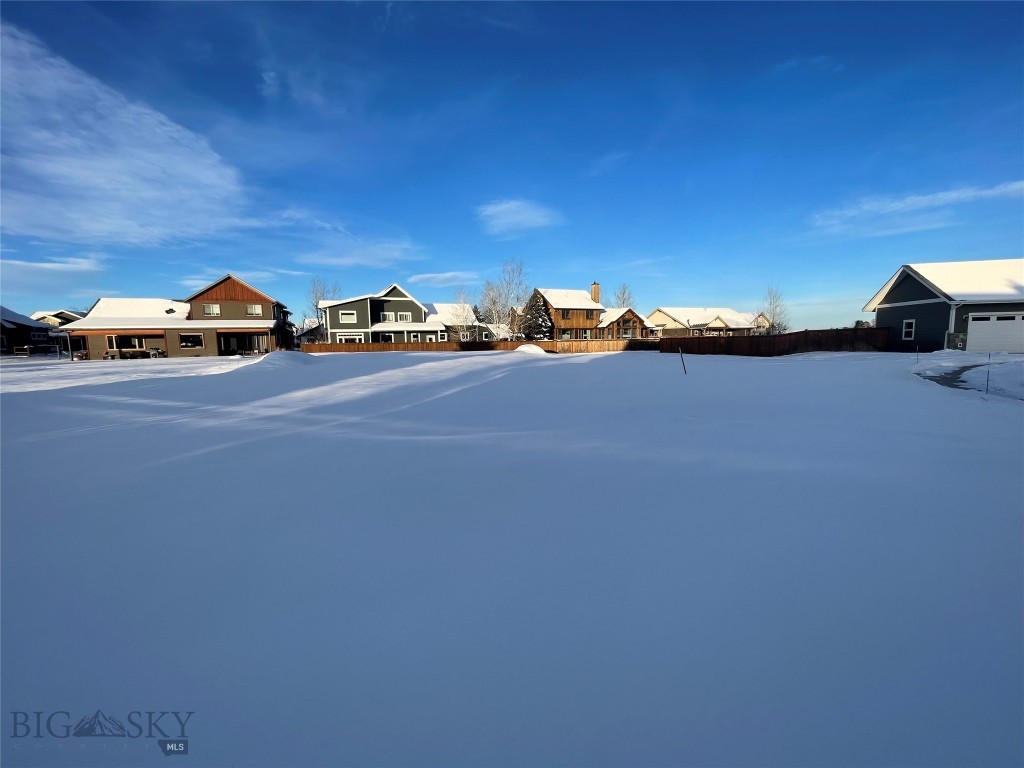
(72, 709, 127, 737)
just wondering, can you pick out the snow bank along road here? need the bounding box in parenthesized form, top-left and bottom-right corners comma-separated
(2, 351, 1021, 767)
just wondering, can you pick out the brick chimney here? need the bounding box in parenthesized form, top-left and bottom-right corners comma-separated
(590, 282, 600, 304)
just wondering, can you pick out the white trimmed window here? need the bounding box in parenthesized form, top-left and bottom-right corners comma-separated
(246, 304, 263, 317)
(397, 312, 412, 322)
(460, 332, 471, 341)
(902, 319, 915, 340)
(581, 329, 591, 340)
(203, 303, 221, 317)
(335, 332, 364, 343)
(106, 335, 117, 350)
(410, 333, 420, 342)
(438, 332, 448, 341)
(379, 333, 394, 342)
(482, 332, 490, 340)
(339, 311, 357, 324)
(179, 333, 204, 349)
(380, 312, 395, 322)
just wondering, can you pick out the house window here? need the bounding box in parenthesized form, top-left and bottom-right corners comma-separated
(996, 316, 1016, 321)
(179, 333, 204, 349)
(380, 312, 395, 322)
(397, 312, 412, 322)
(561, 309, 571, 320)
(586, 310, 594, 320)
(902, 319, 915, 340)
(438, 332, 448, 341)
(246, 304, 263, 317)
(339, 311, 357, 324)
(335, 333, 364, 343)
(482, 332, 490, 340)
(971, 316, 991, 321)
(460, 332, 471, 341)
(379, 333, 394, 342)
(410, 333, 420, 342)
(560, 330, 571, 340)
(203, 304, 221, 317)
(580, 329, 591, 340)
(621, 328, 632, 338)
(106, 335, 117, 350)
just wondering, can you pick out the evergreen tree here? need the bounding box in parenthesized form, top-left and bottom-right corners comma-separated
(520, 291, 553, 340)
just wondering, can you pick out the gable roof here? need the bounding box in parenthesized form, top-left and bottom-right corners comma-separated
(537, 288, 604, 310)
(597, 307, 657, 329)
(651, 307, 762, 329)
(424, 302, 481, 326)
(182, 273, 281, 305)
(319, 283, 428, 313)
(863, 258, 1024, 311)
(31, 309, 83, 322)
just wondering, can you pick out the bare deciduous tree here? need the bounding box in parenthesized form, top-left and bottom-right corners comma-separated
(450, 285, 479, 341)
(761, 285, 790, 335)
(480, 259, 530, 339)
(306, 276, 341, 342)
(612, 282, 635, 309)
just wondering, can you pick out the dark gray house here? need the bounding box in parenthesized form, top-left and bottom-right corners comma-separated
(319, 284, 447, 343)
(863, 259, 1024, 352)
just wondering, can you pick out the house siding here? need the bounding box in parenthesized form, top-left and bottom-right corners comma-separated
(369, 298, 426, 323)
(327, 300, 372, 331)
(191, 300, 274, 321)
(880, 272, 944, 304)
(952, 302, 1024, 334)
(876, 302, 950, 351)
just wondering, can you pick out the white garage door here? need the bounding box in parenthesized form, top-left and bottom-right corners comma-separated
(966, 313, 1024, 353)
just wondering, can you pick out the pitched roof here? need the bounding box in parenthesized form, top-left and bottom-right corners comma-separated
(598, 308, 657, 329)
(537, 288, 604, 310)
(182, 273, 280, 304)
(424, 302, 481, 326)
(652, 307, 761, 329)
(31, 309, 83, 322)
(863, 258, 1024, 311)
(319, 283, 427, 313)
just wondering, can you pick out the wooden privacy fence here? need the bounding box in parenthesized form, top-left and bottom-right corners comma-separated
(302, 329, 887, 356)
(658, 327, 889, 356)
(301, 339, 662, 354)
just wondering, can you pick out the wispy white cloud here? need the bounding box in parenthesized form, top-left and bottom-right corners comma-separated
(0, 24, 248, 246)
(408, 271, 479, 287)
(475, 198, 564, 238)
(0, 253, 109, 297)
(587, 151, 630, 178)
(812, 180, 1024, 238)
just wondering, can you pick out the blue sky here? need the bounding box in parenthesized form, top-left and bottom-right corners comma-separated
(1, 2, 1021, 328)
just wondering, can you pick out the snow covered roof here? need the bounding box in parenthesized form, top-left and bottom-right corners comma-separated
(537, 289, 604, 310)
(597, 308, 658, 329)
(82, 298, 192, 319)
(30, 309, 83, 322)
(424, 302, 481, 326)
(1, 306, 50, 328)
(60, 298, 277, 331)
(319, 283, 427, 313)
(371, 320, 446, 333)
(863, 259, 1024, 311)
(652, 307, 761, 329)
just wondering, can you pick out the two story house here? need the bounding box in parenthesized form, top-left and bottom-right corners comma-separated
(61, 274, 293, 358)
(319, 284, 448, 343)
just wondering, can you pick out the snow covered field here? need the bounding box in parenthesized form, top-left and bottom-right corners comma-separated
(2, 350, 1022, 767)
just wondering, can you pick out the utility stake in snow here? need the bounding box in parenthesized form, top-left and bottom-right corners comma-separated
(986, 351, 991, 395)
(679, 347, 687, 375)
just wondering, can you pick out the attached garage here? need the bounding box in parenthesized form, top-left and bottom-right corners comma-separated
(966, 313, 1024, 353)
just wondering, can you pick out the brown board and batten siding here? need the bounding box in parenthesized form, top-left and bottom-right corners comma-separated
(187, 279, 276, 321)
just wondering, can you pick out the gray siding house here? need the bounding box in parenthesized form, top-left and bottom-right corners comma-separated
(863, 259, 1024, 352)
(319, 284, 447, 343)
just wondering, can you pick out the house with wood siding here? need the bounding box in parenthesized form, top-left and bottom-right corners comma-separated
(596, 307, 659, 339)
(863, 259, 1024, 352)
(531, 284, 605, 340)
(60, 274, 293, 359)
